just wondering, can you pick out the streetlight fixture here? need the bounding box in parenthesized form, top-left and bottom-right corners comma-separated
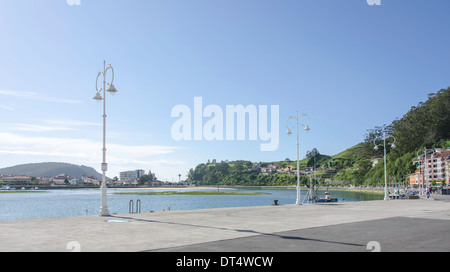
(373, 131, 396, 201)
(286, 110, 310, 205)
(415, 149, 424, 196)
(93, 60, 118, 216)
(416, 148, 435, 198)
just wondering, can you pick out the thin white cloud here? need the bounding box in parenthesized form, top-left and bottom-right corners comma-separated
(109, 158, 185, 168)
(151, 160, 186, 167)
(0, 132, 180, 165)
(39, 119, 101, 127)
(0, 150, 86, 158)
(1, 119, 102, 133)
(0, 90, 82, 104)
(0, 105, 14, 111)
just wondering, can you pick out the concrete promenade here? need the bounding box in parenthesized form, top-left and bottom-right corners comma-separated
(1, 198, 450, 252)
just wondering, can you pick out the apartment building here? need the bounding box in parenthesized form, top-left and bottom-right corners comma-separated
(119, 169, 145, 183)
(411, 148, 450, 186)
(445, 153, 450, 186)
(410, 170, 425, 186)
(434, 151, 450, 185)
(1, 176, 32, 186)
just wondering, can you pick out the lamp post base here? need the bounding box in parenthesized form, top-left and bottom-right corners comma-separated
(99, 207, 110, 216)
(384, 188, 390, 201)
(295, 186, 302, 205)
(99, 183, 110, 216)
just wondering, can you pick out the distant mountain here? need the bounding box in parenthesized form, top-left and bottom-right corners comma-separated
(0, 162, 104, 180)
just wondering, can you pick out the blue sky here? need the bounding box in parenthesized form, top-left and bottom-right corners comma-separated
(0, 0, 449, 181)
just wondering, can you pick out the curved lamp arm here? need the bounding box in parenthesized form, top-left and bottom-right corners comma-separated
(105, 64, 118, 94)
(299, 113, 311, 131)
(389, 135, 397, 148)
(106, 64, 114, 86)
(286, 116, 296, 135)
(95, 71, 102, 93)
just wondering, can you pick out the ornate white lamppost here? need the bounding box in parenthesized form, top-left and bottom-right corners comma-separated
(286, 111, 310, 205)
(373, 132, 396, 201)
(93, 60, 118, 216)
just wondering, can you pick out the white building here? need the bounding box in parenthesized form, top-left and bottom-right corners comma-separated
(415, 149, 450, 186)
(119, 169, 145, 183)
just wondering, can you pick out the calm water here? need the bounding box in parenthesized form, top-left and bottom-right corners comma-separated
(0, 188, 383, 221)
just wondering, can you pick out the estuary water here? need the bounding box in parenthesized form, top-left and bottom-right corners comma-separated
(0, 188, 383, 221)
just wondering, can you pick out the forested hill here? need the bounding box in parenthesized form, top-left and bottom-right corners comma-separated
(355, 87, 450, 184)
(0, 162, 103, 180)
(187, 87, 450, 186)
(363, 87, 450, 155)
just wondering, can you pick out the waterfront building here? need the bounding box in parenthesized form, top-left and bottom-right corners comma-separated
(81, 175, 101, 185)
(445, 154, 450, 186)
(411, 148, 450, 186)
(37, 177, 52, 185)
(119, 169, 146, 183)
(409, 170, 425, 186)
(433, 151, 450, 185)
(1, 176, 32, 186)
(53, 174, 70, 185)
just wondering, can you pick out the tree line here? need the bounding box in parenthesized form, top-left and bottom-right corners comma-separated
(187, 160, 310, 186)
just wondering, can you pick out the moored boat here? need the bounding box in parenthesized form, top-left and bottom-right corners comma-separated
(315, 192, 338, 203)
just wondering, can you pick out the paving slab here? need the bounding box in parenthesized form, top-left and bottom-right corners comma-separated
(154, 217, 450, 252)
(0, 199, 449, 252)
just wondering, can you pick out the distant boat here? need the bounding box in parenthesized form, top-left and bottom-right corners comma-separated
(315, 198, 338, 203)
(315, 192, 338, 203)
